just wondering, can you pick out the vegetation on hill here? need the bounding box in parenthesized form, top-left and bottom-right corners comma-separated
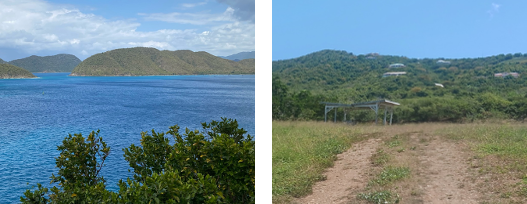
(71, 47, 255, 76)
(0, 58, 6, 64)
(21, 118, 255, 203)
(8, 54, 81, 73)
(220, 51, 255, 61)
(272, 50, 527, 122)
(0, 64, 37, 79)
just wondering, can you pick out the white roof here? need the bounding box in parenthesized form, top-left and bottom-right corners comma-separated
(384, 72, 406, 74)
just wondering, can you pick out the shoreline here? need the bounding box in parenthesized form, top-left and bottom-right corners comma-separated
(68, 73, 255, 77)
(0, 76, 39, 79)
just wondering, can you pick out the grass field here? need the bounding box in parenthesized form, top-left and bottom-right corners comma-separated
(272, 121, 527, 203)
(272, 121, 381, 203)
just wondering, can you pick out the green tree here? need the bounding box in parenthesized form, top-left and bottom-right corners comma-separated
(21, 119, 255, 204)
(123, 118, 255, 203)
(21, 130, 114, 203)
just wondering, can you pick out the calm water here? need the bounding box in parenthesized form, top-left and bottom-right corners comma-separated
(0, 73, 254, 203)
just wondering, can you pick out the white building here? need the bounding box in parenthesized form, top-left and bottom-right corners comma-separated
(389, 63, 405, 68)
(494, 72, 520, 78)
(435, 83, 444, 88)
(383, 72, 406, 77)
(436, 60, 451, 64)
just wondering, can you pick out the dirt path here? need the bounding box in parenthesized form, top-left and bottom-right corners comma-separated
(294, 138, 381, 204)
(295, 133, 484, 204)
(412, 134, 480, 204)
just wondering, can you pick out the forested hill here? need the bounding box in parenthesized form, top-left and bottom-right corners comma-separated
(8, 54, 81, 73)
(272, 50, 527, 122)
(0, 58, 6, 64)
(0, 64, 37, 79)
(71, 47, 255, 76)
(220, 51, 255, 61)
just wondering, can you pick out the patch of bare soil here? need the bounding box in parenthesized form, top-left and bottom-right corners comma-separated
(294, 138, 382, 204)
(410, 134, 481, 204)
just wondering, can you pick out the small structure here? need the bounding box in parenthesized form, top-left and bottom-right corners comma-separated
(389, 63, 405, 68)
(321, 99, 400, 125)
(436, 60, 451, 64)
(383, 72, 406, 77)
(366, 53, 380, 59)
(435, 83, 444, 88)
(494, 72, 520, 78)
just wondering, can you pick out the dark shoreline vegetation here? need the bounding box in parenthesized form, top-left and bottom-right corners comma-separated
(0, 64, 37, 79)
(70, 47, 255, 76)
(273, 50, 527, 123)
(21, 118, 255, 203)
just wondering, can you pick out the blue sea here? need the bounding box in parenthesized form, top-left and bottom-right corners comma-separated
(0, 73, 255, 203)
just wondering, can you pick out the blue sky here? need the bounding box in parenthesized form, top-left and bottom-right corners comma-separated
(273, 0, 527, 61)
(0, 0, 254, 61)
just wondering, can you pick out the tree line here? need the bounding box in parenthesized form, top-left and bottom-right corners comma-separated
(272, 50, 527, 122)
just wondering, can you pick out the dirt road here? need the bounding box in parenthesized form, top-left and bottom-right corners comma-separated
(295, 138, 381, 204)
(295, 133, 482, 204)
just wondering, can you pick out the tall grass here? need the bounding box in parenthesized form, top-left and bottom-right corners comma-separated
(273, 121, 527, 203)
(436, 123, 527, 202)
(439, 123, 527, 158)
(272, 121, 380, 203)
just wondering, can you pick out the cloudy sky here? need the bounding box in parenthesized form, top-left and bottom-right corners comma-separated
(274, 0, 527, 60)
(0, 0, 255, 61)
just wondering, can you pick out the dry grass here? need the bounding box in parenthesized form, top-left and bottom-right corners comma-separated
(353, 132, 422, 204)
(272, 121, 382, 203)
(273, 121, 527, 203)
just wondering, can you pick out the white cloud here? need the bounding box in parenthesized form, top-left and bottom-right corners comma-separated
(181, 1, 208, 8)
(0, 0, 254, 60)
(492, 3, 501, 11)
(140, 7, 236, 25)
(215, 0, 254, 22)
(487, 3, 501, 18)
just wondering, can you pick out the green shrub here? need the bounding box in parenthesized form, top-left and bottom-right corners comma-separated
(21, 118, 254, 203)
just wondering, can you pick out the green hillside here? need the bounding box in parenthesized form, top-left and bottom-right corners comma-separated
(0, 64, 37, 79)
(272, 50, 527, 122)
(71, 47, 255, 76)
(0, 58, 6, 64)
(9, 54, 81, 73)
(220, 51, 255, 61)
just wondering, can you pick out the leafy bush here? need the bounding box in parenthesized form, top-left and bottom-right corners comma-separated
(21, 118, 254, 203)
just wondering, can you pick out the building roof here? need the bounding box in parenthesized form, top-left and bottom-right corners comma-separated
(383, 72, 406, 75)
(352, 99, 400, 107)
(495, 72, 520, 77)
(321, 99, 400, 109)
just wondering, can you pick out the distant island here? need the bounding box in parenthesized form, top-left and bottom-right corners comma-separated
(0, 64, 37, 79)
(70, 47, 255, 76)
(8, 54, 81, 73)
(220, 51, 255, 61)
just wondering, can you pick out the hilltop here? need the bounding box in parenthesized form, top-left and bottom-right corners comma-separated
(0, 64, 37, 79)
(71, 47, 255, 76)
(273, 50, 527, 94)
(272, 50, 527, 122)
(8, 54, 81, 73)
(0, 58, 6, 64)
(220, 51, 255, 61)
